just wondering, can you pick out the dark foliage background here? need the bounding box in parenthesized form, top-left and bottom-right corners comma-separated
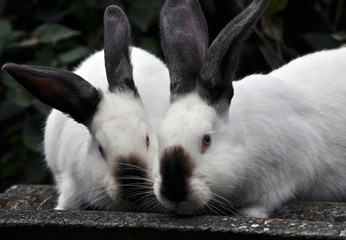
(0, 0, 345, 192)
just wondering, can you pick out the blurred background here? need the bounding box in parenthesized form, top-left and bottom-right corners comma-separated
(0, 0, 345, 192)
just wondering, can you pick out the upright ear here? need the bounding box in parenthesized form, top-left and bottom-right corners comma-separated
(104, 5, 138, 97)
(160, 0, 208, 102)
(2, 63, 101, 125)
(198, 0, 269, 114)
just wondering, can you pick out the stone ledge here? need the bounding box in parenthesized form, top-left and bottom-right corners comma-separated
(0, 185, 345, 239)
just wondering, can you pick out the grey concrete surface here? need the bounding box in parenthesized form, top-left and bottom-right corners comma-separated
(0, 185, 345, 239)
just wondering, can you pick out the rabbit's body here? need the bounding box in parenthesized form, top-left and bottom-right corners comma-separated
(228, 48, 346, 215)
(44, 47, 169, 210)
(268, 48, 346, 199)
(70, 48, 169, 127)
(154, 0, 346, 218)
(4, 6, 169, 212)
(156, 49, 346, 219)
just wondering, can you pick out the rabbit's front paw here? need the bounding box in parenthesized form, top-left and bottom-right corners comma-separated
(241, 206, 270, 218)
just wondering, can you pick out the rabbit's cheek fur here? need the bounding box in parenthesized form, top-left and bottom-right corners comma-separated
(155, 94, 224, 213)
(158, 94, 217, 148)
(90, 92, 153, 203)
(92, 92, 149, 156)
(114, 154, 149, 202)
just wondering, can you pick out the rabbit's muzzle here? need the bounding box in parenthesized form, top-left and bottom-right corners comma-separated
(115, 154, 149, 202)
(159, 146, 194, 204)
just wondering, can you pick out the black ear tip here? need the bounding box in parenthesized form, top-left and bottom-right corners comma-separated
(104, 5, 125, 19)
(2, 63, 18, 72)
(2, 63, 9, 71)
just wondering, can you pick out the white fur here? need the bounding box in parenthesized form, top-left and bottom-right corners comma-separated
(154, 48, 346, 218)
(45, 47, 169, 210)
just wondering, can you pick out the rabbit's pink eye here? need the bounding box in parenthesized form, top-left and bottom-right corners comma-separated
(99, 145, 105, 158)
(146, 135, 150, 148)
(202, 134, 211, 153)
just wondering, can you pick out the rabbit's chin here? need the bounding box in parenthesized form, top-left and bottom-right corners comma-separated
(157, 197, 208, 215)
(153, 178, 212, 215)
(157, 194, 238, 216)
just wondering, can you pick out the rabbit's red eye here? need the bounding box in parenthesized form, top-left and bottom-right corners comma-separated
(99, 145, 105, 158)
(202, 134, 211, 153)
(146, 135, 150, 148)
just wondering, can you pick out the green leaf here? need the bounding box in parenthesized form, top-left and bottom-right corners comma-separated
(35, 7, 73, 23)
(32, 100, 51, 116)
(5, 82, 35, 108)
(128, 0, 162, 32)
(0, 20, 12, 50)
(0, 20, 12, 38)
(8, 23, 80, 48)
(32, 23, 80, 45)
(137, 37, 160, 55)
(5, 30, 27, 44)
(0, 103, 22, 121)
(22, 115, 43, 153)
(3, 71, 35, 108)
(58, 47, 90, 65)
(0, 159, 21, 179)
(201, 0, 216, 13)
(2, 73, 17, 89)
(29, 47, 55, 66)
(7, 37, 39, 48)
(263, 0, 288, 16)
(261, 16, 284, 41)
(0, 20, 26, 51)
(321, 0, 333, 4)
(258, 45, 282, 69)
(331, 31, 346, 41)
(303, 33, 339, 50)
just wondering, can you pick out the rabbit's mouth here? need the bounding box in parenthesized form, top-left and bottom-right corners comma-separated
(201, 197, 240, 216)
(159, 196, 239, 216)
(115, 154, 151, 203)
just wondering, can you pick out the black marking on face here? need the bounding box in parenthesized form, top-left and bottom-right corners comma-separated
(115, 154, 149, 202)
(160, 146, 194, 202)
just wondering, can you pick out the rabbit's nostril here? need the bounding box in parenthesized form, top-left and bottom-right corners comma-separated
(159, 146, 194, 202)
(115, 154, 148, 202)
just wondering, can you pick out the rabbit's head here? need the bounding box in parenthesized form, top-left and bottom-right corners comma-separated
(154, 0, 269, 215)
(3, 6, 157, 209)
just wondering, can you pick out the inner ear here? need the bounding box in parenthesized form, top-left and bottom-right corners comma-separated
(103, 5, 138, 97)
(198, 0, 269, 113)
(160, 0, 209, 101)
(2, 63, 101, 125)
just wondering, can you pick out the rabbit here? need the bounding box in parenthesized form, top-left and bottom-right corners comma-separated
(153, 0, 346, 218)
(2, 5, 169, 212)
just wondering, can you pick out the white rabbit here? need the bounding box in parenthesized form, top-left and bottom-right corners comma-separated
(153, 0, 346, 218)
(2, 6, 169, 212)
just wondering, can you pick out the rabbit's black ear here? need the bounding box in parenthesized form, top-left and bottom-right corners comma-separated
(104, 6, 138, 97)
(198, 0, 269, 114)
(2, 63, 101, 125)
(160, 0, 208, 102)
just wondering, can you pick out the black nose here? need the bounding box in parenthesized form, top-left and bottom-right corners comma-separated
(160, 146, 193, 202)
(116, 154, 148, 202)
